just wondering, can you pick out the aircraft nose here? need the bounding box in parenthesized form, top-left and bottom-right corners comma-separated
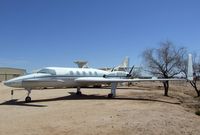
(3, 79, 22, 87)
(4, 80, 12, 87)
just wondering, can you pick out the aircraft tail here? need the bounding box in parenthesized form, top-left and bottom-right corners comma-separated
(187, 54, 193, 81)
(114, 57, 129, 71)
(120, 56, 129, 68)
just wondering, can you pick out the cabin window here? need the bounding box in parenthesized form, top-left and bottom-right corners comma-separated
(89, 71, 92, 76)
(69, 71, 74, 76)
(76, 71, 80, 76)
(83, 71, 86, 76)
(94, 72, 98, 76)
(37, 69, 56, 75)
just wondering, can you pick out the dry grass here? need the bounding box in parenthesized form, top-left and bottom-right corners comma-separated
(0, 82, 200, 135)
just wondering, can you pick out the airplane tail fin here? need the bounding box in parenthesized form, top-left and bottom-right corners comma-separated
(187, 54, 194, 81)
(120, 56, 129, 68)
(114, 56, 129, 71)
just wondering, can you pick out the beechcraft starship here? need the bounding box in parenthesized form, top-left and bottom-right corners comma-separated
(4, 54, 193, 102)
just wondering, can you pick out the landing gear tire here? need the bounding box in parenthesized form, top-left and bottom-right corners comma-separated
(25, 96, 31, 103)
(76, 91, 82, 96)
(108, 93, 113, 98)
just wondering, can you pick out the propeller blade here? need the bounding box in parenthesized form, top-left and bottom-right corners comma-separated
(111, 67, 115, 72)
(129, 65, 134, 74)
(127, 65, 134, 77)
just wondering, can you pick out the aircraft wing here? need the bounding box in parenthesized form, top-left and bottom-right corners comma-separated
(75, 77, 185, 83)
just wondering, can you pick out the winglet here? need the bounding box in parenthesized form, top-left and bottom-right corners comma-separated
(187, 54, 193, 81)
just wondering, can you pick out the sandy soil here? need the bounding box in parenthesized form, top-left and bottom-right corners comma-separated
(0, 82, 200, 135)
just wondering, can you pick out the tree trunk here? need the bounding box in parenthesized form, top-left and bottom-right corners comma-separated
(197, 91, 200, 97)
(190, 81, 200, 97)
(163, 81, 169, 96)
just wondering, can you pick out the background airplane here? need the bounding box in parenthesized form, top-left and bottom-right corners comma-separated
(4, 54, 193, 102)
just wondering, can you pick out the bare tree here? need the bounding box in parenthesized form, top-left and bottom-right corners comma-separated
(142, 41, 186, 96)
(131, 67, 142, 78)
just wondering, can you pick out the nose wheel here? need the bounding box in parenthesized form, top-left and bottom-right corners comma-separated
(25, 89, 32, 102)
(25, 96, 31, 103)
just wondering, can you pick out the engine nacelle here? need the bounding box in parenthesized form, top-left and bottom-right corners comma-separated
(104, 71, 128, 78)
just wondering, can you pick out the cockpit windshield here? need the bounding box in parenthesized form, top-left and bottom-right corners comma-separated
(37, 68, 56, 75)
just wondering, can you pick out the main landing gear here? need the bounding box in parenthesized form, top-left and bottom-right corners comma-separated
(76, 87, 82, 96)
(108, 83, 117, 98)
(108, 93, 114, 98)
(25, 89, 32, 103)
(75, 84, 117, 98)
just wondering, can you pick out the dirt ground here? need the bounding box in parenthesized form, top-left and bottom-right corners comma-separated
(0, 81, 200, 135)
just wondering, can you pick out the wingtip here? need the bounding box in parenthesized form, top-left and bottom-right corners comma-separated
(187, 54, 193, 81)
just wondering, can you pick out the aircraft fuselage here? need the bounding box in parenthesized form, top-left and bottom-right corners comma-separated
(4, 67, 128, 89)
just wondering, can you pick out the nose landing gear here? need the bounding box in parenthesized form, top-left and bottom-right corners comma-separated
(25, 89, 32, 103)
(25, 96, 31, 102)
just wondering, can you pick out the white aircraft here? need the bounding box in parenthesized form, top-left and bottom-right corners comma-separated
(4, 54, 193, 102)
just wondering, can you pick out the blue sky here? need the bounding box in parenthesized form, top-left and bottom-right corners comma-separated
(0, 0, 200, 72)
